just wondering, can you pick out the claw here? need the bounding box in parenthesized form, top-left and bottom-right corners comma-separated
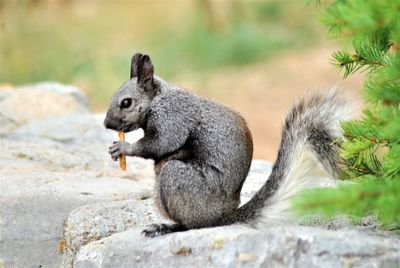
(108, 142, 122, 156)
(141, 223, 187, 238)
(109, 146, 119, 153)
(142, 224, 166, 238)
(111, 151, 121, 158)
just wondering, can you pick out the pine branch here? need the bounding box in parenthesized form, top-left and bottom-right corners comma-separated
(331, 41, 389, 78)
(331, 51, 365, 78)
(294, 178, 400, 228)
(296, 0, 400, 227)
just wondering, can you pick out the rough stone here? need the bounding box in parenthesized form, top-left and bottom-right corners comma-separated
(0, 82, 89, 134)
(74, 225, 400, 268)
(62, 197, 164, 266)
(0, 144, 154, 267)
(0, 109, 153, 268)
(5, 113, 147, 172)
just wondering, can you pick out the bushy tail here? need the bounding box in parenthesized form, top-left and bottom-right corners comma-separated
(233, 90, 353, 227)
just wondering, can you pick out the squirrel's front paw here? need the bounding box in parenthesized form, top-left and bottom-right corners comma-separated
(108, 141, 131, 161)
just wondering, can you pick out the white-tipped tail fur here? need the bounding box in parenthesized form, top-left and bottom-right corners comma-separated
(253, 149, 326, 227)
(235, 90, 354, 228)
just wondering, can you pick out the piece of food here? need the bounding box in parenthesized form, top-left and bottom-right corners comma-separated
(118, 132, 127, 171)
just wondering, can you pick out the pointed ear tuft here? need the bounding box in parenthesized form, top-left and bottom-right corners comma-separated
(137, 55, 155, 91)
(130, 53, 143, 79)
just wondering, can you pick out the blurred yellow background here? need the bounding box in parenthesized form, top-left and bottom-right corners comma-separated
(0, 0, 363, 160)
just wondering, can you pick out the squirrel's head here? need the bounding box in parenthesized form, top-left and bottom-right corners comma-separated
(104, 53, 157, 132)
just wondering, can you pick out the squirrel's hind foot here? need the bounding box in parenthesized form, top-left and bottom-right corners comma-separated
(142, 223, 187, 238)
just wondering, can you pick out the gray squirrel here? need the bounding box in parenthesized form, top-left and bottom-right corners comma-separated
(104, 53, 352, 237)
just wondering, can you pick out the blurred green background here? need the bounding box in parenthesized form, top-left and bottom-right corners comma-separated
(0, 0, 318, 108)
(0, 0, 362, 160)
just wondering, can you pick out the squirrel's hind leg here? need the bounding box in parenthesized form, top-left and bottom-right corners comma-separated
(142, 223, 187, 237)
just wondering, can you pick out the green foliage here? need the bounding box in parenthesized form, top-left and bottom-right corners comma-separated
(153, 20, 300, 77)
(330, 29, 390, 78)
(296, 0, 400, 228)
(150, 1, 317, 77)
(294, 177, 400, 227)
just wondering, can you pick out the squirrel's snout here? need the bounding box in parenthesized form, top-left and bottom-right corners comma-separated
(104, 114, 120, 130)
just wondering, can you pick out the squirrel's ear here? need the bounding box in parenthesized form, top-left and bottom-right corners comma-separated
(130, 53, 143, 79)
(137, 55, 155, 92)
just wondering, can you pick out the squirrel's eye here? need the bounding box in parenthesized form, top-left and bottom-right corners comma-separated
(120, 98, 132, 109)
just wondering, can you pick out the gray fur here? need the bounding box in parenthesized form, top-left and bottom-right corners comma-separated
(233, 91, 351, 226)
(104, 53, 350, 237)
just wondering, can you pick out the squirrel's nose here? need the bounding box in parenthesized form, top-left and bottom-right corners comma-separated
(103, 114, 119, 130)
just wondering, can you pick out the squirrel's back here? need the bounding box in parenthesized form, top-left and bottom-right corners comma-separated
(151, 80, 253, 188)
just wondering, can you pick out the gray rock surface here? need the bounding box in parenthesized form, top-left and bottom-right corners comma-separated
(0, 83, 153, 267)
(74, 225, 400, 268)
(0, 82, 89, 134)
(0, 124, 153, 268)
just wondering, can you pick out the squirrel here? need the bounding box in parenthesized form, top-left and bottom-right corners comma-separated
(104, 53, 352, 237)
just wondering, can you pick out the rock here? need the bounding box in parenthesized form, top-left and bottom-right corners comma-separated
(5, 113, 147, 172)
(63, 196, 163, 253)
(10, 113, 144, 145)
(0, 149, 155, 268)
(11, 114, 107, 144)
(0, 82, 89, 134)
(74, 225, 400, 268)
(62, 197, 165, 265)
(0, 112, 154, 268)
